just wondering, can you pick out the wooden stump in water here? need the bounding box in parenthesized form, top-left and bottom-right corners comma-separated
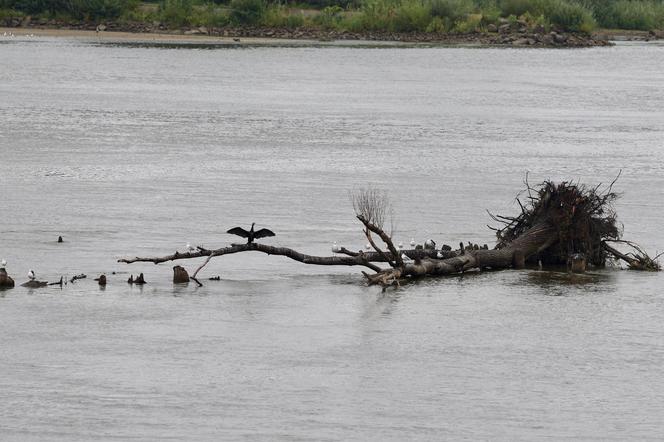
(95, 274, 107, 286)
(173, 265, 190, 283)
(0, 268, 15, 289)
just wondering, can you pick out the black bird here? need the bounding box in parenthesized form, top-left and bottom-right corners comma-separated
(227, 223, 275, 244)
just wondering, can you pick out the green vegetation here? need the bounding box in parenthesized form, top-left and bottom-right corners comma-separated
(2, 0, 663, 33)
(591, 0, 664, 30)
(0, 0, 138, 19)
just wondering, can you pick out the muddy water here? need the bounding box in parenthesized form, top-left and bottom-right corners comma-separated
(1, 36, 663, 440)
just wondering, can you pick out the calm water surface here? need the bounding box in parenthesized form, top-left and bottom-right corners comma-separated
(1, 36, 663, 440)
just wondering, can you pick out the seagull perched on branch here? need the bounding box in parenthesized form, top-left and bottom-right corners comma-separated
(28, 269, 35, 281)
(186, 243, 196, 253)
(227, 223, 275, 244)
(1, 259, 6, 269)
(424, 239, 436, 249)
(410, 238, 416, 247)
(332, 241, 340, 253)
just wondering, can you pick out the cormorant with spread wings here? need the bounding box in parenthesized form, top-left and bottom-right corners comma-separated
(227, 223, 275, 244)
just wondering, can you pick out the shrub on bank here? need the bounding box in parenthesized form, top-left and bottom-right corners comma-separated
(392, 0, 431, 32)
(594, 0, 664, 30)
(160, 0, 193, 26)
(0, 0, 138, 18)
(497, 0, 596, 32)
(312, 5, 344, 28)
(539, 0, 596, 32)
(229, 0, 267, 24)
(4, 0, 663, 34)
(192, 2, 231, 26)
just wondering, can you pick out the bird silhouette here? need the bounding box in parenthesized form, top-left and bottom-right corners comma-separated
(227, 223, 275, 244)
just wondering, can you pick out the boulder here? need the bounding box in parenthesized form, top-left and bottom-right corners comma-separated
(551, 32, 566, 44)
(487, 24, 498, 33)
(513, 37, 534, 46)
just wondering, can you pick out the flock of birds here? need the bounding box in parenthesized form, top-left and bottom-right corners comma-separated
(332, 237, 443, 263)
(1, 224, 449, 287)
(1, 32, 36, 38)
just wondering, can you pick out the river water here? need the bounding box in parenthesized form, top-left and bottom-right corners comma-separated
(1, 35, 664, 440)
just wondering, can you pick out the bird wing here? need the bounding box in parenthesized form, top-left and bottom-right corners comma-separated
(227, 227, 249, 238)
(253, 228, 276, 239)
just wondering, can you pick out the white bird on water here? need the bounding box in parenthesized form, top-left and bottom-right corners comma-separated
(365, 243, 371, 251)
(28, 269, 35, 280)
(410, 238, 416, 247)
(398, 242, 403, 249)
(1, 259, 6, 268)
(332, 241, 340, 253)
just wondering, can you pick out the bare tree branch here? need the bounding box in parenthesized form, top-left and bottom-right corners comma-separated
(119, 243, 383, 273)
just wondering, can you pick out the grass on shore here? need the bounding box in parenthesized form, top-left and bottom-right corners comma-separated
(1, 0, 663, 33)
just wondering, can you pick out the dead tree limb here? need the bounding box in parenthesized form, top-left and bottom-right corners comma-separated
(119, 243, 383, 273)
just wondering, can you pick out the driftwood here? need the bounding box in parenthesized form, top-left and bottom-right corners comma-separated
(21, 280, 48, 288)
(128, 273, 146, 285)
(70, 273, 86, 283)
(48, 276, 64, 286)
(118, 180, 659, 289)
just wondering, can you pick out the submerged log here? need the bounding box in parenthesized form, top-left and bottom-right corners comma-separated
(21, 280, 48, 288)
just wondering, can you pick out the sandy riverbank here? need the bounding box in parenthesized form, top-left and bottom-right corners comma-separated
(0, 25, 616, 48)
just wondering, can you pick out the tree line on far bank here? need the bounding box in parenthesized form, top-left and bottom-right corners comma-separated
(1, 0, 663, 34)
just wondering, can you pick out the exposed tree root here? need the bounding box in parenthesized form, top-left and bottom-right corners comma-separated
(603, 240, 662, 271)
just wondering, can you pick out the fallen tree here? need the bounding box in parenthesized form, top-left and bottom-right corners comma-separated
(118, 178, 660, 289)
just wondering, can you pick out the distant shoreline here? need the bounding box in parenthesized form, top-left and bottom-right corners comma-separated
(0, 24, 623, 48)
